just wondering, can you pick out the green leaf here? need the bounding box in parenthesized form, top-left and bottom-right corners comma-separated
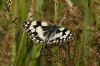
(31, 44, 42, 59)
(28, 44, 42, 66)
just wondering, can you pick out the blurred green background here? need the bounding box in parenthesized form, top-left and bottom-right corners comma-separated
(0, 0, 100, 66)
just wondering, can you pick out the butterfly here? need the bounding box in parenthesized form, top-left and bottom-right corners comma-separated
(22, 20, 74, 44)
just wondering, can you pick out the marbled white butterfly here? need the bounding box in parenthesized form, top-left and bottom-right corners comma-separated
(22, 21, 73, 44)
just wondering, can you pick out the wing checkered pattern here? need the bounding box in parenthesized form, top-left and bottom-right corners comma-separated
(22, 21, 74, 44)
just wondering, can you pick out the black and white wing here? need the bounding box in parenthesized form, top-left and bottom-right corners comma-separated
(47, 27, 73, 44)
(22, 20, 73, 44)
(22, 21, 49, 43)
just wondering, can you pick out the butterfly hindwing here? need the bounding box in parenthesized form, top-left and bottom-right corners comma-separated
(22, 21, 73, 44)
(47, 27, 73, 44)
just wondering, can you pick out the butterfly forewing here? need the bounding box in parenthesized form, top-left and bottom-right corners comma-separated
(22, 21, 48, 43)
(22, 21, 73, 44)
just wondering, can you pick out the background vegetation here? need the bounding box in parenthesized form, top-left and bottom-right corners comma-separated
(0, 0, 100, 66)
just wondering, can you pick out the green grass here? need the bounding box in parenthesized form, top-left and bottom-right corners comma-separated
(81, 0, 91, 65)
(0, 0, 100, 66)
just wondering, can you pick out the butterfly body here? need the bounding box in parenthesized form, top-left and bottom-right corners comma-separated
(22, 21, 73, 44)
